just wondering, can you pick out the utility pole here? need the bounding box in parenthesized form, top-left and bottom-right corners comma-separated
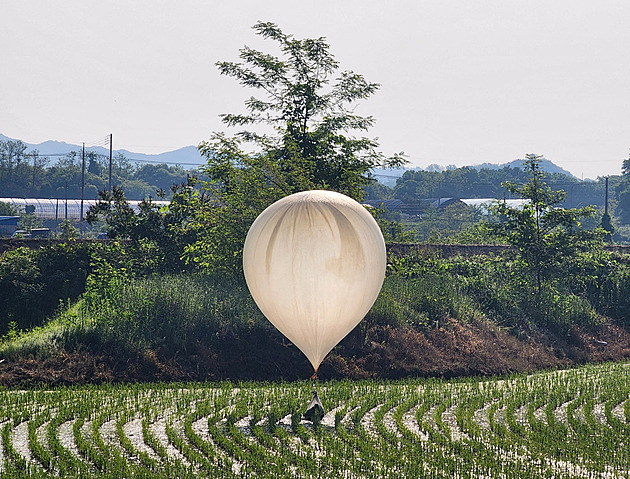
(605, 176, 609, 215)
(108, 133, 113, 191)
(32, 152, 36, 189)
(81, 143, 85, 221)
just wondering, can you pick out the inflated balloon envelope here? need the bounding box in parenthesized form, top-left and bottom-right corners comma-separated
(243, 190, 387, 377)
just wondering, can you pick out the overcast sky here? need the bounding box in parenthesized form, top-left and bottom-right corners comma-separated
(2, 1, 629, 179)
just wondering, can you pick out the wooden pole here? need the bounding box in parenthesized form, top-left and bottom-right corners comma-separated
(108, 133, 113, 191)
(81, 143, 85, 221)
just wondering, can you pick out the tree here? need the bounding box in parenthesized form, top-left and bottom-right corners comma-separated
(85, 186, 137, 239)
(58, 219, 79, 239)
(134, 163, 188, 194)
(188, 21, 406, 274)
(617, 185, 630, 224)
(86, 184, 199, 273)
(494, 154, 601, 292)
(617, 151, 630, 226)
(209, 22, 405, 194)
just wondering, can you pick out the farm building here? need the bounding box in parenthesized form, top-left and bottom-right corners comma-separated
(363, 197, 529, 216)
(0, 216, 20, 236)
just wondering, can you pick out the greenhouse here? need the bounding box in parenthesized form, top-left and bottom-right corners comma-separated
(0, 198, 169, 220)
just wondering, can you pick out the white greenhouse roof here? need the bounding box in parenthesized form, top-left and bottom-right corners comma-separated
(0, 198, 169, 220)
(461, 198, 529, 214)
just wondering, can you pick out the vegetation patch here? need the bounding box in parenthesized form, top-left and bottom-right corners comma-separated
(0, 362, 628, 478)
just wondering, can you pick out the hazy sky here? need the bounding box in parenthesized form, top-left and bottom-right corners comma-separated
(2, 1, 629, 179)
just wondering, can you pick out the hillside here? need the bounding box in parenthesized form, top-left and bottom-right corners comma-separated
(1, 242, 629, 387)
(373, 158, 579, 187)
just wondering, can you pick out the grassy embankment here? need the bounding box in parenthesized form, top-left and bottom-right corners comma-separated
(1, 246, 629, 385)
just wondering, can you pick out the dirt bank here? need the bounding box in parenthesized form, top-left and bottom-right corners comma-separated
(1, 319, 629, 387)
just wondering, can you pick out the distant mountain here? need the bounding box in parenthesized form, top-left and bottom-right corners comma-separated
(0, 134, 205, 166)
(2, 134, 579, 181)
(473, 158, 577, 178)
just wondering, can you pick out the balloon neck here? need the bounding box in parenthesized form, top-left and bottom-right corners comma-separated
(310, 369, 318, 381)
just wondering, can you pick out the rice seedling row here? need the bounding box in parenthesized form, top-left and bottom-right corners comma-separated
(1, 362, 629, 478)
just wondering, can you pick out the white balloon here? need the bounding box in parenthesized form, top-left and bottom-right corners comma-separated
(243, 190, 386, 372)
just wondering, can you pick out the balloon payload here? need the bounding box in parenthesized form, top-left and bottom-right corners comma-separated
(243, 190, 387, 376)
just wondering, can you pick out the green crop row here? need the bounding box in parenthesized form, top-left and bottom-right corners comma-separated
(0, 361, 628, 478)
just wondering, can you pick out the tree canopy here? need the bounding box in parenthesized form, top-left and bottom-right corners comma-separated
(187, 21, 406, 274)
(494, 154, 602, 291)
(206, 21, 405, 198)
(0, 138, 189, 201)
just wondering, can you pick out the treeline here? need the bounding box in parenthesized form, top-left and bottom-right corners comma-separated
(365, 163, 630, 245)
(368, 165, 630, 215)
(0, 138, 191, 200)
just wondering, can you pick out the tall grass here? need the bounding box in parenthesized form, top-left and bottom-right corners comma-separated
(82, 273, 264, 353)
(0, 274, 266, 360)
(2, 250, 628, 362)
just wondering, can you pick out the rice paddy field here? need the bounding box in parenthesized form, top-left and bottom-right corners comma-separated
(0, 361, 629, 478)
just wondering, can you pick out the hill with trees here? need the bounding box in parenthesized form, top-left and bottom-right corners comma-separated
(0, 137, 191, 200)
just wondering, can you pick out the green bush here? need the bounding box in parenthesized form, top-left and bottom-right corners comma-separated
(599, 262, 630, 322)
(382, 253, 483, 329)
(457, 256, 528, 328)
(0, 239, 176, 336)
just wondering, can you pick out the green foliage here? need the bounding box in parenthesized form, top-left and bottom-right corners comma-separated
(622, 150, 630, 176)
(0, 239, 177, 336)
(0, 243, 98, 334)
(616, 180, 630, 225)
(379, 253, 483, 329)
(29, 273, 267, 357)
(57, 219, 79, 239)
(214, 21, 405, 194)
(134, 163, 188, 192)
(0, 248, 43, 333)
(381, 249, 618, 334)
(409, 203, 489, 243)
(438, 221, 507, 245)
(0, 200, 18, 215)
(369, 207, 416, 243)
(600, 212, 615, 241)
(494, 154, 603, 291)
(86, 185, 197, 273)
(18, 209, 44, 231)
(85, 186, 139, 238)
(188, 21, 406, 275)
(390, 164, 601, 208)
(0, 138, 190, 201)
(83, 273, 209, 352)
(594, 254, 630, 322)
(393, 166, 522, 201)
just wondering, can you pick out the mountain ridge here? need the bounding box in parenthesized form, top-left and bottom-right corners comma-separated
(2, 133, 580, 184)
(0, 134, 205, 166)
